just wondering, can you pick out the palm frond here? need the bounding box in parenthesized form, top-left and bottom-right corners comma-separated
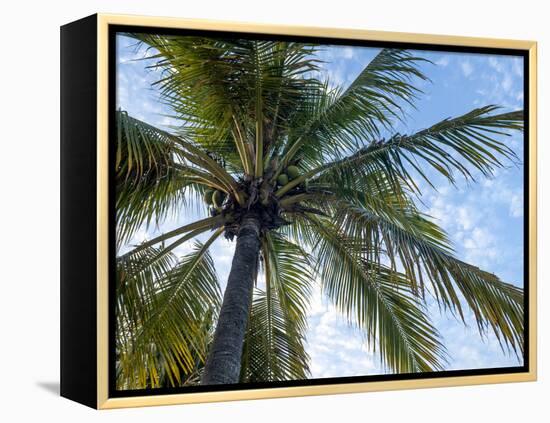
(116, 111, 240, 244)
(128, 34, 322, 174)
(331, 197, 524, 354)
(304, 216, 447, 373)
(240, 233, 313, 382)
(263, 233, 314, 332)
(116, 110, 199, 246)
(241, 288, 311, 382)
(277, 106, 522, 202)
(116, 233, 222, 389)
(323, 106, 522, 193)
(119, 215, 223, 260)
(275, 48, 429, 174)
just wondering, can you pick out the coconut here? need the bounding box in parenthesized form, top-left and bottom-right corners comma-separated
(277, 173, 289, 186)
(287, 165, 301, 180)
(212, 190, 226, 208)
(203, 189, 214, 205)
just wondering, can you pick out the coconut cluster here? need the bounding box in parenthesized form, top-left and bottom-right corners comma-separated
(202, 164, 306, 221)
(203, 189, 227, 210)
(276, 165, 302, 188)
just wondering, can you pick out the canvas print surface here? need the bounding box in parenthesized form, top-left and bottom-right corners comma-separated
(113, 30, 526, 393)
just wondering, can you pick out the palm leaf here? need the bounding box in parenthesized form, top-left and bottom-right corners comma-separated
(240, 288, 311, 382)
(275, 48, 429, 175)
(116, 110, 197, 246)
(128, 34, 322, 175)
(331, 196, 523, 354)
(116, 110, 244, 247)
(320, 106, 522, 193)
(119, 215, 224, 260)
(240, 233, 313, 382)
(116, 233, 222, 389)
(304, 215, 447, 372)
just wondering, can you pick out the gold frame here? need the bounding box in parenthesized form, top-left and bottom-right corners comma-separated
(96, 13, 537, 409)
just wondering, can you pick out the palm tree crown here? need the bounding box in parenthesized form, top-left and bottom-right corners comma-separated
(115, 34, 524, 390)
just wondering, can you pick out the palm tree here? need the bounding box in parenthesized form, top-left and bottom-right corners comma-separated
(115, 35, 524, 389)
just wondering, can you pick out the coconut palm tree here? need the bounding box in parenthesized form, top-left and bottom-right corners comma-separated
(115, 35, 524, 390)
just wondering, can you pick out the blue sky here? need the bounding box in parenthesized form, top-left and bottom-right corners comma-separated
(116, 34, 525, 378)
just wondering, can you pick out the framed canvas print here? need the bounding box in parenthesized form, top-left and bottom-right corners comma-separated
(60, 13, 537, 409)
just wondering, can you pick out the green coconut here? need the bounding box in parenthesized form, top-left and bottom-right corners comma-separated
(277, 173, 289, 186)
(212, 190, 226, 208)
(287, 165, 301, 180)
(203, 189, 214, 205)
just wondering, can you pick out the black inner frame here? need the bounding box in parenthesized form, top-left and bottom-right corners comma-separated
(108, 24, 530, 398)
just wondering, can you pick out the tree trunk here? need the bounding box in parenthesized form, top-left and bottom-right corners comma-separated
(201, 211, 261, 385)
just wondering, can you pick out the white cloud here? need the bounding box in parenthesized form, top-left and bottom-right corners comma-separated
(483, 173, 524, 219)
(172, 240, 196, 257)
(210, 238, 236, 291)
(423, 165, 524, 272)
(515, 91, 524, 102)
(501, 74, 513, 93)
(342, 47, 355, 59)
(512, 57, 524, 77)
(488, 56, 504, 73)
(429, 298, 522, 370)
(474, 55, 525, 111)
(460, 61, 474, 77)
(305, 285, 382, 378)
(457, 206, 475, 231)
(509, 193, 524, 218)
(463, 226, 497, 266)
(435, 55, 450, 67)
